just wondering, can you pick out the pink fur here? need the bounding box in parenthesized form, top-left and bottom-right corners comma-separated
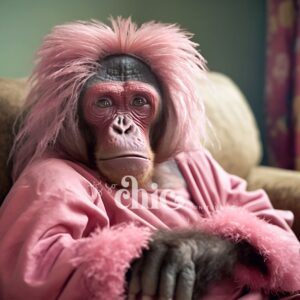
(200, 206, 300, 292)
(10, 17, 207, 180)
(72, 223, 151, 300)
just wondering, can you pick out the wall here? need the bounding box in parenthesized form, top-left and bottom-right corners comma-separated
(0, 0, 267, 161)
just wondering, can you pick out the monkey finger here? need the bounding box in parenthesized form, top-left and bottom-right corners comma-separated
(128, 258, 144, 297)
(141, 247, 167, 297)
(158, 263, 178, 300)
(174, 263, 195, 300)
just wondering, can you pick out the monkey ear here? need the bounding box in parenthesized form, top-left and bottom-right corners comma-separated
(77, 109, 96, 167)
(149, 109, 167, 158)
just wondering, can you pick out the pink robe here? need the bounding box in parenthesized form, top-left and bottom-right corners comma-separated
(0, 149, 299, 300)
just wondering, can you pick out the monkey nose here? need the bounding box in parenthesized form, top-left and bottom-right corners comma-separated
(112, 115, 134, 135)
(112, 123, 133, 135)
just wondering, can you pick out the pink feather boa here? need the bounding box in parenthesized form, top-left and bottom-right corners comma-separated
(200, 206, 300, 292)
(72, 223, 151, 300)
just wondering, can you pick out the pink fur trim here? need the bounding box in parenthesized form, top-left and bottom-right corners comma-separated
(200, 206, 300, 292)
(72, 223, 151, 300)
(11, 17, 207, 180)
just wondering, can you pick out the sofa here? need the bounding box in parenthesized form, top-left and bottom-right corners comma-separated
(1, 73, 299, 238)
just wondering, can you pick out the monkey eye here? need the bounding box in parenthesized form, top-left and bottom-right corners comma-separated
(95, 97, 113, 108)
(131, 96, 149, 107)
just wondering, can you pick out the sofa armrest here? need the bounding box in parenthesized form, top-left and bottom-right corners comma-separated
(247, 166, 300, 239)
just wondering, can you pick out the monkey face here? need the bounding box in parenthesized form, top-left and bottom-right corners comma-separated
(81, 55, 162, 186)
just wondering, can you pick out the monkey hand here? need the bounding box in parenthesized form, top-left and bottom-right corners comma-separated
(127, 229, 267, 300)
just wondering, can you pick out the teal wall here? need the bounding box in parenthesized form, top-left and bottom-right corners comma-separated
(0, 0, 267, 161)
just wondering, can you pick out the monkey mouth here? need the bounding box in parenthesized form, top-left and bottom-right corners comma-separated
(98, 153, 150, 161)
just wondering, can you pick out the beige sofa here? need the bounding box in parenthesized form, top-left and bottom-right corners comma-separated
(1, 73, 300, 238)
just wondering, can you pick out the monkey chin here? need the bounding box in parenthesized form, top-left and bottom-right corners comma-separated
(96, 156, 154, 189)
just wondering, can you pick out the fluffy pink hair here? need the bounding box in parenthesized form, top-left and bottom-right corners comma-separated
(11, 17, 207, 180)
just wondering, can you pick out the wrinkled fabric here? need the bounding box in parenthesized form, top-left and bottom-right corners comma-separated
(0, 150, 299, 300)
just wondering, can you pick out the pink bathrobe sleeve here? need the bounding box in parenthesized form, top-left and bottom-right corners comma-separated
(176, 150, 300, 295)
(0, 158, 152, 300)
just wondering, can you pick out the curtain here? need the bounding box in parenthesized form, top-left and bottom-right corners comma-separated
(266, 0, 300, 169)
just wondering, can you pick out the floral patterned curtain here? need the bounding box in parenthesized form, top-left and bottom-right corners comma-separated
(266, 0, 300, 169)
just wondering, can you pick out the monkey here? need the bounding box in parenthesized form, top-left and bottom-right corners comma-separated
(79, 53, 267, 299)
(0, 18, 299, 300)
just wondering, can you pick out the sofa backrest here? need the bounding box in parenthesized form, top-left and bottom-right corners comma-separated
(0, 78, 28, 201)
(203, 72, 262, 178)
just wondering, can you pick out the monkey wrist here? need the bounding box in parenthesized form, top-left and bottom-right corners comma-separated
(235, 240, 268, 275)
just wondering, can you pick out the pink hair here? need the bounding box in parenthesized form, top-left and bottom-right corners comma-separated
(11, 17, 207, 180)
